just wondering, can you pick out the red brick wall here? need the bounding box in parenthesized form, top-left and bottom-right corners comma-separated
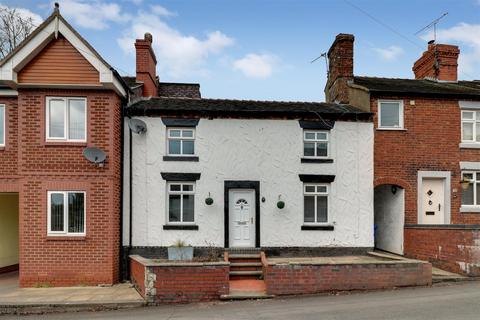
(412, 44, 459, 81)
(4, 88, 123, 287)
(372, 96, 480, 225)
(130, 258, 146, 297)
(152, 265, 229, 303)
(405, 227, 480, 276)
(265, 262, 432, 296)
(0, 97, 19, 192)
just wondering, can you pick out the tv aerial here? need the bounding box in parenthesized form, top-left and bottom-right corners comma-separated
(415, 12, 448, 43)
(82, 147, 107, 167)
(311, 52, 329, 76)
(128, 118, 147, 134)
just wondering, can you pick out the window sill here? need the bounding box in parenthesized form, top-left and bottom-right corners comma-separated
(301, 158, 334, 163)
(460, 206, 480, 213)
(44, 141, 87, 147)
(46, 235, 86, 241)
(163, 225, 199, 230)
(301, 225, 334, 231)
(376, 128, 407, 131)
(459, 143, 480, 149)
(163, 156, 199, 162)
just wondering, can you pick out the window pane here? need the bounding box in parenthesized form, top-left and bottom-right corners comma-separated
(476, 123, 480, 142)
(463, 111, 474, 120)
(68, 192, 85, 233)
(169, 195, 181, 222)
(316, 132, 327, 140)
(169, 130, 181, 137)
(304, 142, 315, 156)
(182, 184, 193, 191)
(170, 184, 181, 191)
(476, 173, 480, 181)
(50, 193, 64, 232)
(464, 173, 473, 180)
(182, 140, 194, 155)
(316, 142, 328, 157)
(317, 196, 328, 223)
(182, 130, 193, 138)
(0, 106, 4, 145)
(477, 112, 480, 121)
(169, 140, 181, 154)
(462, 184, 474, 205)
(463, 122, 474, 141)
(380, 102, 400, 127)
(477, 184, 480, 206)
(305, 186, 315, 193)
(68, 100, 85, 140)
(317, 186, 327, 193)
(304, 196, 315, 223)
(305, 132, 315, 140)
(182, 194, 194, 222)
(49, 99, 65, 138)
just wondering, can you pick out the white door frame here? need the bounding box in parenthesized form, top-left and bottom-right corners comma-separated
(417, 171, 451, 224)
(229, 189, 255, 248)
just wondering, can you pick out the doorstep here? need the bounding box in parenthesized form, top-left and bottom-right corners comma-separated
(221, 279, 274, 300)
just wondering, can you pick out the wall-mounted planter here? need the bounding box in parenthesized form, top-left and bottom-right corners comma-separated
(205, 197, 214, 205)
(277, 200, 285, 209)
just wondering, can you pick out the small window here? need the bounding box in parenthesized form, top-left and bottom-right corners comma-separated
(167, 182, 195, 223)
(303, 130, 328, 158)
(461, 172, 480, 206)
(46, 97, 86, 142)
(303, 184, 329, 224)
(378, 100, 404, 129)
(461, 111, 480, 143)
(0, 104, 4, 146)
(48, 191, 86, 235)
(167, 128, 195, 156)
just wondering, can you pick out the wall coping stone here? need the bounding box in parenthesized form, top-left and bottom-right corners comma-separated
(129, 255, 229, 267)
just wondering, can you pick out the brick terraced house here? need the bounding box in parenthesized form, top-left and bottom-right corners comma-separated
(326, 34, 480, 276)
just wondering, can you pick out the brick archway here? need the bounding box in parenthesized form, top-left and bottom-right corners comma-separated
(374, 177, 411, 191)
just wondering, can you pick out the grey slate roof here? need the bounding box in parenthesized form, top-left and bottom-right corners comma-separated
(126, 97, 372, 121)
(353, 76, 480, 98)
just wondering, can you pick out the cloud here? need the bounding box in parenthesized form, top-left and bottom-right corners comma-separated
(421, 22, 480, 77)
(233, 53, 278, 79)
(151, 5, 175, 17)
(58, 0, 131, 30)
(0, 4, 43, 26)
(372, 45, 404, 61)
(117, 9, 234, 78)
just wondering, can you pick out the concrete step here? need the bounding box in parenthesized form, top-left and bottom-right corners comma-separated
(229, 254, 261, 259)
(220, 293, 274, 300)
(231, 262, 263, 267)
(229, 270, 263, 276)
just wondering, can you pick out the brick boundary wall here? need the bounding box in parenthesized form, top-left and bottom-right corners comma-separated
(264, 261, 432, 296)
(130, 255, 229, 304)
(405, 226, 480, 276)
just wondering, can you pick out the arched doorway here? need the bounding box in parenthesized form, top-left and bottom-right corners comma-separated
(374, 185, 404, 255)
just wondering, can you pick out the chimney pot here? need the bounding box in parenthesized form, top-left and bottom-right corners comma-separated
(144, 32, 153, 43)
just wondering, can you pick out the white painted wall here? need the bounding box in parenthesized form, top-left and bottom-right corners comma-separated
(374, 185, 404, 255)
(123, 118, 374, 248)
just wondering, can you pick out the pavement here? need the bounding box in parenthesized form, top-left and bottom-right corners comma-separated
(0, 271, 145, 315)
(4, 281, 479, 320)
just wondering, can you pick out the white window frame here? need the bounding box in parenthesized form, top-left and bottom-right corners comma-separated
(461, 171, 480, 208)
(0, 104, 4, 147)
(378, 100, 404, 130)
(46, 97, 87, 142)
(461, 110, 480, 143)
(166, 127, 196, 156)
(303, 184, 330, 225)
(303, 130, 329, 158)
(166, 182, 196, 224)
(47, 191, 86, 236)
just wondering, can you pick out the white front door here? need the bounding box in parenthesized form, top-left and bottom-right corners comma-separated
(421, 178, 445, 224)
(229, 189, 255, 248)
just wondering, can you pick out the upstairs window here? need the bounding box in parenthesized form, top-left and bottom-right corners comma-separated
(461, 111, 480, 143)
(304, 184, 329, 224)
(167, 128, 195, 156)
(378, 100, 404, 129)
(48, 191, 86, 235)
(303, 131, 328, 158)
(167, 182, 195, 223)
(46, 97, 86, 142)
(0, 104, 4, 147)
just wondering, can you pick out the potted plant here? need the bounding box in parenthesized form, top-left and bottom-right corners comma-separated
(168, 240, 194, 261)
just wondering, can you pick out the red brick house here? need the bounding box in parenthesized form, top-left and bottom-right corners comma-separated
(0, 6, 130, 286)
(326, 34, 480, 276)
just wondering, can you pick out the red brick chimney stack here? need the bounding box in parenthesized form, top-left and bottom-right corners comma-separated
(135, 32, 158, 97)
(413, 41, 460, 82)
(325, 33, 354, 104)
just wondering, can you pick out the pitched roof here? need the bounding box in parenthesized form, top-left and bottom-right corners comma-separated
(158, 82, 201, 98)
(353, 76, 480, 99)
(126, 97, 372, 121)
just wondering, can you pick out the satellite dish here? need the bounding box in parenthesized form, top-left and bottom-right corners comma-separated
(128, 118, 147, 134)
(82, 147, 107, 164)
